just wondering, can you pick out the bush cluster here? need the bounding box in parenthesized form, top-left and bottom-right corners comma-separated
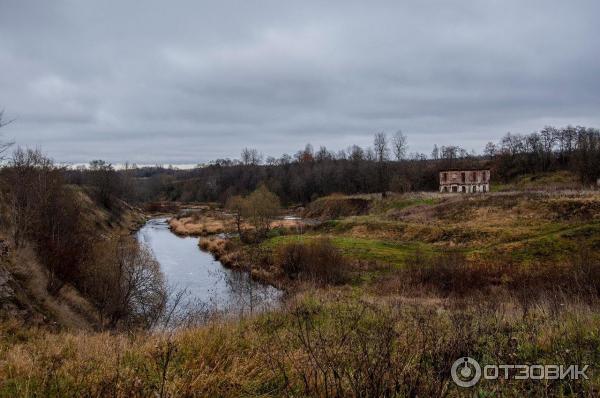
(276, 238, 348, 284)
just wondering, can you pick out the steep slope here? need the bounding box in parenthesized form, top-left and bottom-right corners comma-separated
(0, 187, 145, 330)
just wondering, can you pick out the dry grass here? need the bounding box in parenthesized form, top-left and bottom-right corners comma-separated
(0, 318, 274, 397)
(169, 216, 233, 236)
(318, 191, 600, 256)
(1, 292, 599, 397)
(198, 237, 229, 258)
(1, 245, 100, 330)
(171, 212, 306, 237)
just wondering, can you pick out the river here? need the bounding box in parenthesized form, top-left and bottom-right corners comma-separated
(136, 218, 281, 314)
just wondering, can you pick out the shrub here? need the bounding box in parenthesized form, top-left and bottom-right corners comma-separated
(303, 195, 370, 220)
(404, 251, 476, 295)
(276, 238, 348, 284)
(84, 238, 167, 330)
(265, 227, 284, 239)
(401, 247, 600, 309)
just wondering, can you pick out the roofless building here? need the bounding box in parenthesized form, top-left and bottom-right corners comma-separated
(439, 169, 490, 193)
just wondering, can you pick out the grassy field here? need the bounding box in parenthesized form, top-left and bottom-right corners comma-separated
(1, 292, 599, 397)
(260, 191, 600, 270)
(263, 234, 434, 265)
(491, 170, 583, 192)
(3, 188, 600, 396)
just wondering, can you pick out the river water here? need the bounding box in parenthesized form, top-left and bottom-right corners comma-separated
(136, 218, 281, 313)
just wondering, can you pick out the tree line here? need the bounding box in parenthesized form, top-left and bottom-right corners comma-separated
(77, 125, 598, 205)
(484, 125, 600, 184)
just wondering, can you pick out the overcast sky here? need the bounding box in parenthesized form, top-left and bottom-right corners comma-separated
(1, 0, 599, 164)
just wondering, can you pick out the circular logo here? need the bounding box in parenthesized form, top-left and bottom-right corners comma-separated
(451, 357, 482, 388)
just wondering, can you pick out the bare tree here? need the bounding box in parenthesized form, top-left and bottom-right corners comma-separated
(87, 159, 122, 209)
(241, 147, 262, 165)
(85, 237, 167, 330)
(391, 130, 408, 161)
(0, 147, 93, 293)
(225, 195, 245, 236)
(348, 145, 365, 162)
(3, 148, 54, 248)
(373, 132, 389, 197)
(373, 132, 389, 163)
(484, 142, 497, 159)
(296, 143, 314, 163)
(242, 185, 280, 238)
(540, 126, 557, 171)
(0, 110, 15, 129)
(431, 144, 439, 160)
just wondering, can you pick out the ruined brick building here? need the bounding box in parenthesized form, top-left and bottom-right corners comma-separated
(439, 169, 490, 193)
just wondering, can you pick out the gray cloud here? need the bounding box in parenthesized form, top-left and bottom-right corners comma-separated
(1, 0, 599, 164)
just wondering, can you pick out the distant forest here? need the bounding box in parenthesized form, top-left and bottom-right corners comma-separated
(64, 125, 600, 205)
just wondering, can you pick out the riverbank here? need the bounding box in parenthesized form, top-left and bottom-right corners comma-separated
(138, 218, 282, 312)
(166, 206, 316, 290)
(167, 205, 310, 237)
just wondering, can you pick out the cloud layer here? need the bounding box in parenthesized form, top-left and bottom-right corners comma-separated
(1, 0, 599, 163)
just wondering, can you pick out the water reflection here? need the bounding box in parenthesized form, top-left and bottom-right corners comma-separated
(137, 218, 281, 316)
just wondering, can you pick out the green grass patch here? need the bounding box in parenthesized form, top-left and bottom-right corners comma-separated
(493, 171, 581, 192)
(509, 235, 577, 264)
(323, 215, 404, 230)
(372, 196, 440, 214)
(560, 223, 600, 249)
(263, 234, 434, 266)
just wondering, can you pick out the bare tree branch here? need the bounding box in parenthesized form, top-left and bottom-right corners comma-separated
(0, 110, 15, 160)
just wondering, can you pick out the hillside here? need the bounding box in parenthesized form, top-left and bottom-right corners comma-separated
(0, 187, 144, 330)
(192, 189, 598, 293)
(2, 185, 600, 396)
(308, 190, 600, 265)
